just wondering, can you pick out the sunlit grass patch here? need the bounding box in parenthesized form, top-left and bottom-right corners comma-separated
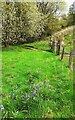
(2, 44, 73, 118)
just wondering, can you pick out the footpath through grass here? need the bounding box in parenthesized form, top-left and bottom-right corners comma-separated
(2, 42, 73, 118)
(21, 37, 50, 51)
(22, 34, 73, 53)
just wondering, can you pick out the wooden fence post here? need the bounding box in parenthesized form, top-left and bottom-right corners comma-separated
(50, 40, 55, 53)
(50, 40, 52, 51)
(69, 49, 73, 69)
(56, 40, 60, 55)
(61, 46, 65, 60)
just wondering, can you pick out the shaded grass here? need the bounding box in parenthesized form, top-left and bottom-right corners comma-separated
(21, 35, 73, 54)
(2, 44, 73, 118)
(21, 36, 51, 51)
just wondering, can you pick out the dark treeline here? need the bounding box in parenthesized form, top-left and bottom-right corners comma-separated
(1, 1, 75, 47)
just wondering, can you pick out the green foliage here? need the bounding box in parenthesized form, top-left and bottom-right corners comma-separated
(2, 1, 67, 46)
(68, 1, 75, 26)
(59, 14, 68, 28)
(2, 2, 44, 46)
(37, 1, 67, 34)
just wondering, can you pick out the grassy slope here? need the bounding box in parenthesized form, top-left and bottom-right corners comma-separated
(22, 33, 73, 53)
(2, 44, 73, 118)
(21, 36, 50, 51)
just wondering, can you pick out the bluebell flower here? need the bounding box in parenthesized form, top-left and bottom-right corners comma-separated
(37, 84, 41, 88)
(10, 91, 14, 98)
(0, 104, 4, 110)
(10, 91, 12, 95)
(38, 88, 41, 92)
(12, 93, 14, 98)
(44, 80, 47, 83)
(31, 90, 36, 97)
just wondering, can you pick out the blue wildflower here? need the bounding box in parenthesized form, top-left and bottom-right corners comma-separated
(0, 104, 4, 110)
(37, 84, 41, 88)
(10, 91, 14, 98)
(44, 80, 47, 83)
(10, 91, 12, 95)
(31, 90, 36, 97)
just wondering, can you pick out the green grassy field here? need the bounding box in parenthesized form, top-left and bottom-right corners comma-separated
(2, 37, 73, 118)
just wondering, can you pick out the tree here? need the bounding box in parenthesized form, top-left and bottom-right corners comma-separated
(2, 2, 44, 46)
(2, 2, 15, 46)
(36, 0, 66, 35)
(2, 0, 67, 46)
(59, 14, 68, 28)
(68, 1, 75, 26)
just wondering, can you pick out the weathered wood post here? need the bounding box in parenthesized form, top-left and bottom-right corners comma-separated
(61, 41, 65, 60)
(50, 39, 52, 51)
(61, 46, 65, 60)
(56, 40, 61, 55)
(69, 48, 73, 69)
(50, 35, 55, 53)
(51, 40, 55, 53)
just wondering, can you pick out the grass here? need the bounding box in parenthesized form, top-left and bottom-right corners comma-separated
(21, 36, 51, 51)
(2, 41, 73, 118)
(21, 35, 73, 54)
